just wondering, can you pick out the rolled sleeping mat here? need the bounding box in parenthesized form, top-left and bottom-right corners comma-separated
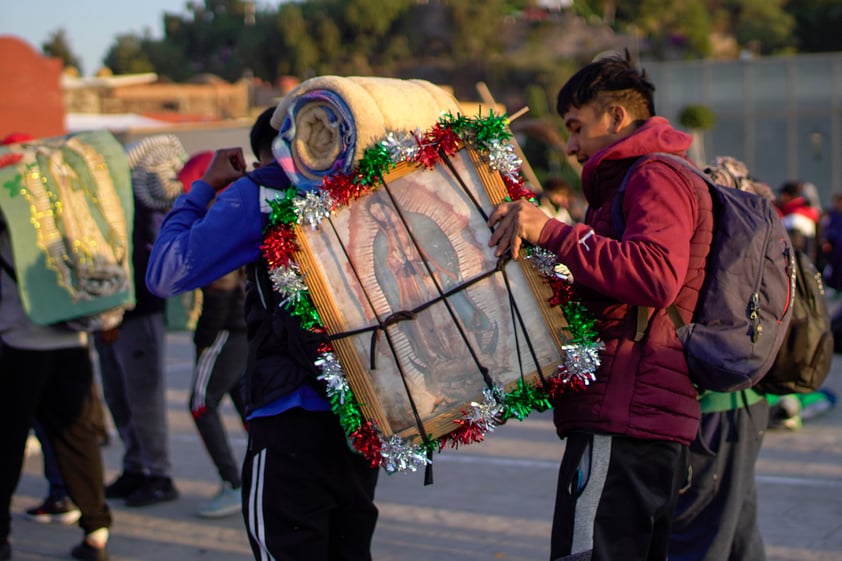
(126, 134, 189, 211)
(270, 76, 461, 190)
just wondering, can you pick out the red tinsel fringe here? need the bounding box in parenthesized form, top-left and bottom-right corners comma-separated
(425, 123, 461, 157)
(260, 225, 299, 269)
(547, 277, 576, 308)
(414, 140, 441, 169)
(441, 416, 486, 449)
(350, 421, 383, 468)
(502, 174, 532, 201)
(547, 369, 589, 400)
(321, 172, 376, 208)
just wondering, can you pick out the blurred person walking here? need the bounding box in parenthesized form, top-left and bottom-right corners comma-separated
(0, 133, 114, 561)
(178, 151, 249, 519)
(95, 135, 186, 507)
(777, 179, 820, 263)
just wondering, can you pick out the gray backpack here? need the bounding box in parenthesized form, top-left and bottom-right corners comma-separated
(613, 153, 795, 393)
(757, 247, 833, 394)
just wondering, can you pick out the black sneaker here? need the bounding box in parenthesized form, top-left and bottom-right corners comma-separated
(105, 471, 147, 499)
(124, 476, 179, 507)
(25, 496, 81, 524)
(71, 541, 109, 561)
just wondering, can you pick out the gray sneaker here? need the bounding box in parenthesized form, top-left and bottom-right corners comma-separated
(197, 482, 241, 519)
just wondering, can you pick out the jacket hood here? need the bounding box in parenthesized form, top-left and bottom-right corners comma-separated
(580, 116, 693, 206)
(248, 161, 291, 190)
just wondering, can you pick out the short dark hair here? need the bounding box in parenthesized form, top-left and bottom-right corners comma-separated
(249, 106, 277, 160)
(556, 50, 655, 120)
(779, 180, 804, 198)
(543, 176, 572, 195)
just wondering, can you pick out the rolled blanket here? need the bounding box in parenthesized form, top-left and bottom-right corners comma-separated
(126, 134, 189, 211)
(270, 76, 460, 189)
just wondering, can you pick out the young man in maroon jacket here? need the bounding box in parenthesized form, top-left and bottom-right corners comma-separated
(488, 52, 712, 561)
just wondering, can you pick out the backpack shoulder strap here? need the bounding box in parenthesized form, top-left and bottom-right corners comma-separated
(0, 254, 15, 282)
(612, 153, 712, 339)
(612, 152, 714, 237)
(0, 223, 17, 283)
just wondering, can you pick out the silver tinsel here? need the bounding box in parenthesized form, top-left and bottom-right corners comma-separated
(560, 340, 605, 384)
(527, 247, 560, 278)
(315, 352, 350, 405)
(379, 434, 430, 474)
(268, 264, 308, 304)
(526, 248, 575, 284)
(294, 190, 333, 228)
(461, 386, 505, 434)
(380, 130, 420, 162)
(484, 138, 522, 178)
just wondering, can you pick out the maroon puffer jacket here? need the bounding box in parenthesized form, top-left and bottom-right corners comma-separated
(537, 117, 713, 445)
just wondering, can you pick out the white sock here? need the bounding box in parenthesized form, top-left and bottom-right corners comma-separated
(85, 527, 109, 548)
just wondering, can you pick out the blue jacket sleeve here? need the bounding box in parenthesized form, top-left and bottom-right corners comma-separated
(146, 179, 264, 297)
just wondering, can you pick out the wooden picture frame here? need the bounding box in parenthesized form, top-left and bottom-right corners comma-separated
(294, 146, 569, 443)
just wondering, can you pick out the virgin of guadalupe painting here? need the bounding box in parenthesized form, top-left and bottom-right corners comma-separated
(295, 146, 567, 442)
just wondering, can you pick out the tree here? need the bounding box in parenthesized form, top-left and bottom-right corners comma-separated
(237, 10, 290, 82)
(276, 3, 321, 77)
(103, 34, 155, 75)
(787, 0, 842, 52)
(142, 38, 191, 82)
(338, 0, 413, 37)
(678, 104, 715, 166)
(42, 28, 83, 74)
(300, 0, 413, 73)
(784, 0, 840, 52)
(634, 0, 712, 58)
(731, 0, 795, 55)
(447, 0, 510, 65)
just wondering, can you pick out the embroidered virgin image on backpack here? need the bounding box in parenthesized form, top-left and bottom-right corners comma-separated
(0, 130, 135, 329)
(613, 153, 795, 393)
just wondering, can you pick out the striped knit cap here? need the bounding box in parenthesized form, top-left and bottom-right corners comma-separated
(126, 134, 188, 211)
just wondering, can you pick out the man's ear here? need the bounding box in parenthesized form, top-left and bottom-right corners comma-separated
(609, 104, 638, 135)
(608, 105, 628, 133)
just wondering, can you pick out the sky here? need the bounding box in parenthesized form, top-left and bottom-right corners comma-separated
(0, 1, 282, 77)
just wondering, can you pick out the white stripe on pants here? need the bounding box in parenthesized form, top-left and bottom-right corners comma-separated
(247, 448, 275, 561)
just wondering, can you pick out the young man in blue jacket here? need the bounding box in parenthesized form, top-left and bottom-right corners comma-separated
(145, 107, 379, 561)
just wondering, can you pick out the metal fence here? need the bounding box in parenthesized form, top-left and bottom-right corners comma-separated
(646, 52, 842, 207)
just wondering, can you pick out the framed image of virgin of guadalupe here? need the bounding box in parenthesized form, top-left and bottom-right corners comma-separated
(293, 145, 570, 443)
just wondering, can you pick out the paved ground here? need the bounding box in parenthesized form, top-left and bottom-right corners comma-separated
(7, 330, 842, 561)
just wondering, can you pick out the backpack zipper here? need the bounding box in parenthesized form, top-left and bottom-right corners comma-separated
(781, 244, 795, 319)
(749, 221, 776, 343)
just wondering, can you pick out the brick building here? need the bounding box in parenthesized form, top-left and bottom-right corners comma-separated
(0, 36, 65, 139)
(0, 35, 255, 141)
(63, 72, 251, 122)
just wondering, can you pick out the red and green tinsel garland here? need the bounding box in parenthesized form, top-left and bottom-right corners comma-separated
(261, 111, 604, 474)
